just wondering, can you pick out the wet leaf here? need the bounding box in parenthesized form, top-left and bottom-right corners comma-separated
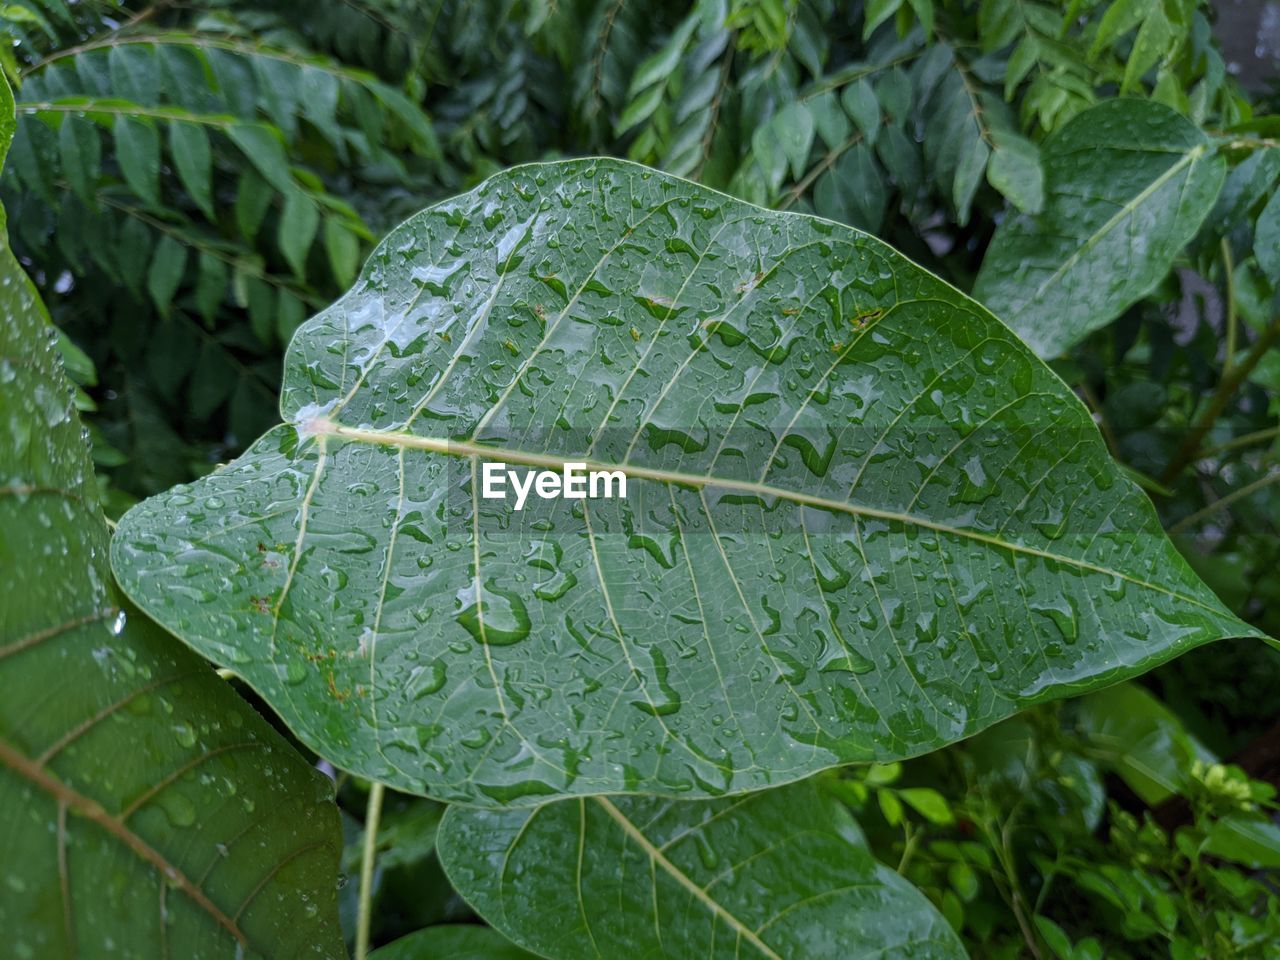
(370, 924, 539, 960)
(974, 100, 1225, 357)
(437, 779, 964, 959)
(113, 158, 1259, 806)
(0, 75, 344, 959)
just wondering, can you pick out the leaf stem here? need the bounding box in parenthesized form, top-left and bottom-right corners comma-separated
(355, 781, 385, 960)
(1161, 314, 1280, 485)
(1166, 470, 1280, 535)
(1199, 424, 1280, 459)
(1221, 238, 1237, 377)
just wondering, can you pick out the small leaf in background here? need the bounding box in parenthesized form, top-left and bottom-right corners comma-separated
(145, 233, 186, 315)
(752, 101, 814, 193)
(986, 129, 1043, 214)
(814, 143, 888, 231)
(234, 168, 273, 240)
(107, 44, 160, 105)
(279, 188, 319, 278)
(57, 113, 99, 205)
(277, 288, 305, 343)
(169, 120, 214, 219)
(974, 99, 1225, 357)
(228, 123, 295, 194)
(245, 274, 276, 345)
(864, 0, 903, 39)
(438, 781, 964, 959)
(194, 251, 227, 323)
(1255, 188, 1280, 284)
(114, 114, 160, 206)
(324, 218, 361, 288)
(899, 786, 954, 825)
(842, 78, 881, 145)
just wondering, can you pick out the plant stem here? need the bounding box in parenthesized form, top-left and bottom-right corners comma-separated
(1167, 470, 1280, 535)
(1161, 315, 1280, 485)
(1199, 424, 1280, 459)
(1221, 238, 1237, 377)
(355, 782, 385, 960)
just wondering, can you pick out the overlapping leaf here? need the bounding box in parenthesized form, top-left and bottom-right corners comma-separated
(113, 158, 1258, 806)
(437, 779, 964, 959)
(0, 76, 344, 959)
(974, 99, 1225, 357)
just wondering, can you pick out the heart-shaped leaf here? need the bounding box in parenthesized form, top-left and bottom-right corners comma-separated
(973, 99, 1225, 357)
(0, 76, 344, 959)
(112, 158, 1258, 806)
(437, 779, 964, 959)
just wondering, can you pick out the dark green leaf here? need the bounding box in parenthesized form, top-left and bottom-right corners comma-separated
(57, 114, 100, 205)
(112, 159, 1258, 805)
(370, 925, 539, 960)
(169, 121, 214, 219)
(987, 130, 1043, 214)
(841, 79, 881, 146)
(146, 233, 187, 316)
(227, 123, 295, 194)
(0, 73, 344, 957)
(279, 189, 319, 278)
(438, 780, 964, 959)
(974, 100, 1225, 356)
(1255, 187, 1280, 285)
(114, 115, 161, 206)
(324, 219, 361, 288)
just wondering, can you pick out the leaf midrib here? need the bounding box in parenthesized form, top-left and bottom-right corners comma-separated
(0, 736, 248, 949)
(1024, 144, 1206, 310)
(307, 417, 1232, 617)
(593, 796, 783, 960)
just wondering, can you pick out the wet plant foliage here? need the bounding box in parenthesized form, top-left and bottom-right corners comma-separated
(3, 1, 1280, 958)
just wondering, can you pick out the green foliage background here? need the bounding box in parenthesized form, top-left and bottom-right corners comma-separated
(4, 0, 1280, 957)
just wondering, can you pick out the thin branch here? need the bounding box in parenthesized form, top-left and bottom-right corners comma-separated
(1167, 470, 1280, 535)
(354, 782, 385, 960)
(1161, 315, 1280, 485)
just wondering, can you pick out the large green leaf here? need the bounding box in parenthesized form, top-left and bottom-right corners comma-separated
(437, 779, 964, 959)
(973, 99, 1225, 357)
(112, 158, 1259, 806)
(0, 76, 344, 959)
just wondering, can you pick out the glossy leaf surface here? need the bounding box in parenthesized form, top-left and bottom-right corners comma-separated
(437, 780, 965, 959)
(974, 100, 1225, 357)
(370, 925, 539, 960)
(0, 77, 344, 960)
(113, 158, 1257, 806)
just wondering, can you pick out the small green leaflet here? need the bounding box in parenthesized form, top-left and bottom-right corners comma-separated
(113, 158, 1259, 806)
